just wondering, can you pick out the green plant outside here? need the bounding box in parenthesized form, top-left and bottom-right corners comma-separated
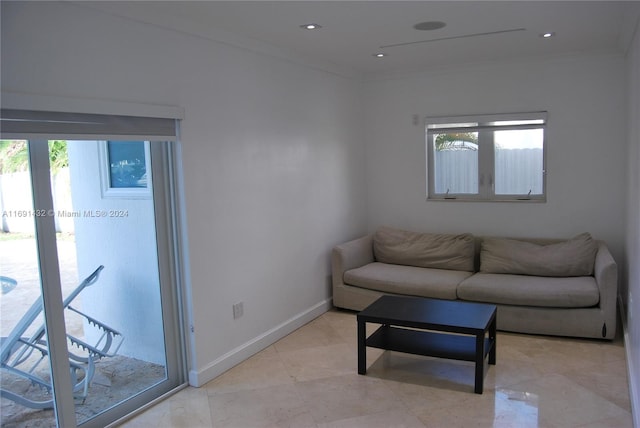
(434, 132, 478, 151)
(0, 140, 69, 174)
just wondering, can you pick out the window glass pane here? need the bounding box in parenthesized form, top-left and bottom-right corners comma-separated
(0, 140, 57, 426)
(107, 141, 147, 188)
(65, 140, 168, 424)
(494, 129, 544, 195)
(432, 132, 478, 194)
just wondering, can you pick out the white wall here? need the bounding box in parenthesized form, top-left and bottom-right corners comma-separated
(625, 15, 640, 427)
(1, 1, 366, 385)
(363, 55, 627, 265)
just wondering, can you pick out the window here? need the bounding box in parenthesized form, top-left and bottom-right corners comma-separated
(107, 141, 148, 188)
(99, 140, 151, 198)
(426, 112, 547, 201)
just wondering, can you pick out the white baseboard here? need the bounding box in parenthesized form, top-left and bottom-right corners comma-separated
(188, 298, 333, 387)
(618, 296, 639, 427)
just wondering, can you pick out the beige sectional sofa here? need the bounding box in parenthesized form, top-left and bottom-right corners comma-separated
(332, 227, 618, 340)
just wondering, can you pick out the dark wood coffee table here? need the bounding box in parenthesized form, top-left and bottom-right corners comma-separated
(357, 295, 497, 394)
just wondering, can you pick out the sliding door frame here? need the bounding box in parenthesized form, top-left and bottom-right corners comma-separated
(12, 139, 187, 428)
(1, 106, 187, 427)
(28, 140, 77, 427)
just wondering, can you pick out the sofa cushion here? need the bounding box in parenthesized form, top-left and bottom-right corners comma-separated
(457, 273, 600, 308)
(373, 226, 475, 271)
(344, 262, 471, 300)
(480, 233, 597, 277)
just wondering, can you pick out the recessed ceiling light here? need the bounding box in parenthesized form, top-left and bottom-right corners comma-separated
(300, 23, 321, 30)
(540, 32, 555, 38)
(373, 53, 388, 58)
(413, 21, 447, 31)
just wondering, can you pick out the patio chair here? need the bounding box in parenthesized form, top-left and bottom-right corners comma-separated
(1, 276, 18, 294)
(0, 265, 124, 409)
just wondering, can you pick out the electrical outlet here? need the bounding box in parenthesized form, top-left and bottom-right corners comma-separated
(233, 302, 244, 319)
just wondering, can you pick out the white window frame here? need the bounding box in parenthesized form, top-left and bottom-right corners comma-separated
(426, 111, 547, 202)
(98, 140, 152, 199)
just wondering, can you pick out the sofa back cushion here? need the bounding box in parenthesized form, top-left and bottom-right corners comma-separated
(373, 226, 475, 271)
(480, 233, 597, 277)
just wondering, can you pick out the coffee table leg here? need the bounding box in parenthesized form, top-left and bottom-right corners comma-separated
(489, 316, 497, 365)
(357, 319, 366, 375)
(474, 334, 484, 394)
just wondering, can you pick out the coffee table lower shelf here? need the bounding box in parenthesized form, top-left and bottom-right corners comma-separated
(366, 325, 494, 363)
(360, 325, 495, 393)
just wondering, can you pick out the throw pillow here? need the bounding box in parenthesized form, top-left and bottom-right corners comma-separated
(373, 226, 475, 271)
(480, 233, 598, 277)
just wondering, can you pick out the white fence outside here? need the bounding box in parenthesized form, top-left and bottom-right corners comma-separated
(0, 168, 74, 233)
(434, 148, 543, 195)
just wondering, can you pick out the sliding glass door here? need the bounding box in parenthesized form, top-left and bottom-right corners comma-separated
(1, 134, 186, 427)
(1, 140, 59, 426)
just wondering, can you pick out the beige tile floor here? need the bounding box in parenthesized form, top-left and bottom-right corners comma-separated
(121, 309, 633, 428)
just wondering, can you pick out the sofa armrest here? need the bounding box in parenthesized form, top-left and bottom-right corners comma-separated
(594, 241, 618, 336)
(332, 234, 374, 286)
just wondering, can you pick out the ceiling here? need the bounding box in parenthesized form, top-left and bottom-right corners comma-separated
(83, 1, 640, 76)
